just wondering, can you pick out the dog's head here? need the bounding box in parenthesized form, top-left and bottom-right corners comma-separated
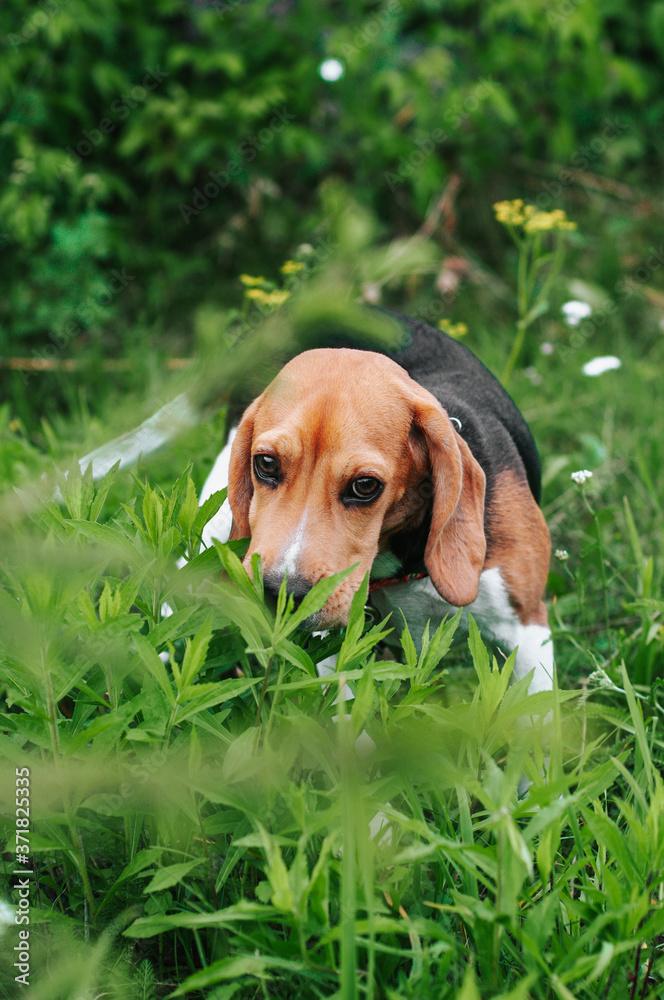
(227, 348, 486, 627)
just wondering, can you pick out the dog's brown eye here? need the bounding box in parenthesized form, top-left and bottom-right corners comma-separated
(253, 454, 280, 484)
(348, 477, 383, 502)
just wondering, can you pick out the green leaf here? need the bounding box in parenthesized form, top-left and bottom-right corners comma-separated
(344, 571, 369, 647)
(171, 953, 306, 994)
(581, 806, 640, 881)
(493, 973, 540, 999)
(467, 613, 490, 685)
(97, 848, 166, 915)
(621, 662, 655, 792)
(63, 709, 138, 757)
(399, 617, 418, 671)
(193, 487, 227, 538)
(176, 476, 200, 542)
(622, 495, 646, 574)
(64, 519, 144, 565)
(133, 635, 175, 704)
(336, 619, 392, 673)
(179, 615, 213, 689)
(250, 551, 264, 597)
(417, 610, 461, 681)
(259, 825, 294, 912)
(123, 900, 276, 939)
(167, 466, 194, 527)
(147, 604, 210, 648)
(214, 539, 258, 600)
(277, 565, 356, 640)
(143, 859, 205, 893)
(276, 637, 317, 677)
(175, 677, 261, 721)
(456, 964, 480, 1000)
(142, 483, 164, 547)
(349, 660, 376, 740)
(161, 546, 222, 603)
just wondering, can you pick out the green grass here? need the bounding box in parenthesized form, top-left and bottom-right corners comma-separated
(0, 413, 663, 997)
(1, 222, 664, 997)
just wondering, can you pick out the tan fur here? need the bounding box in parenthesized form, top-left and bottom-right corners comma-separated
(484, 469, 551, 626)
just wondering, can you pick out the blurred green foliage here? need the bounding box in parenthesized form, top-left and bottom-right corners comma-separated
(1, 464, 663, 998)
(1, 0, 663, 422)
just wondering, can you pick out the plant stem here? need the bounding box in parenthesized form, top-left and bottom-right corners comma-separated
(254, 654, 274, 728)
(264, 657, 285, 745)
(339, 712, 357, 1000)
(43, 649, 97, 927)
(502, 227, 567, 387)
(582, 491, 612, 653)
(502, 237, 531, 387)
(537, 228, 565, 304)
(502, 319, 528, 388)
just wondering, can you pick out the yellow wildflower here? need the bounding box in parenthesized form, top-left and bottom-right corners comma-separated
(239, 274, 267, 286)
(264, 290, 291, 306)
(494, 200, 577, 233)
(280, 260, 305, 274)
(493, 199, 526, 226)
(245, 288, 269, 303)
(523, 208, 577, 233)
(438, 319, 468, 338)
(245, 288, 291, 307)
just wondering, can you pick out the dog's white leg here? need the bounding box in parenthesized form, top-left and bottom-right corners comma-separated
(468, 568, 554, 794)
(508, 622, 554, 694)
(465, 567, 553, 695)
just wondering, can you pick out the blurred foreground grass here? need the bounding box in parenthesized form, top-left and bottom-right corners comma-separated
(0, 459, 663, 998)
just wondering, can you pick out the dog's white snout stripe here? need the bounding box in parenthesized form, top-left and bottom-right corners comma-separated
(275, 512, 308, 579)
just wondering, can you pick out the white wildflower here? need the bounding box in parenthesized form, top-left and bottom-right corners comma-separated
(571, 469, 593, 485)
(587, 668, 624, 693)
(555, 549, 569, 561)
(562, 300, 592, 326)
(318, 58, 344, 82)
(582, 355, 621, 376)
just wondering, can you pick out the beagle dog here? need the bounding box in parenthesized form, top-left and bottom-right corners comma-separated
(201, 312, 553, 694)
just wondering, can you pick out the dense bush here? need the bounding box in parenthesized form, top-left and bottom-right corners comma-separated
(2, 0, 664, 422)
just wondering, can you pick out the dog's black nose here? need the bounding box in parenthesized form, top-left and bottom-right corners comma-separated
(263, 574, 311, 610)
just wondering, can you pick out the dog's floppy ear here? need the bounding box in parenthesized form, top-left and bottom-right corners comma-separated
(411, 392, 486, 606)
(227, 396, 262, 540)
